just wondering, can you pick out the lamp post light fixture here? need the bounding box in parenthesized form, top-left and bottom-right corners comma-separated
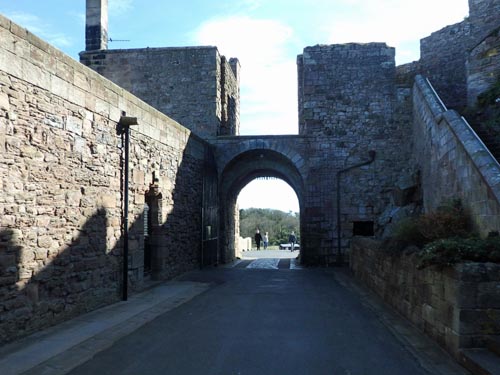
(117, 115, 138, 301)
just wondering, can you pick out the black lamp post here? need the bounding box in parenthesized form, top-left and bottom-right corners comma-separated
(117, 115, 138, 301)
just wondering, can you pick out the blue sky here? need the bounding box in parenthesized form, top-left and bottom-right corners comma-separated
(1, 0, 469, 212)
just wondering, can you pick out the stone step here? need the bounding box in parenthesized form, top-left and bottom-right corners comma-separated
(487, 336, 500, 357)
(460, 348, 500, 375)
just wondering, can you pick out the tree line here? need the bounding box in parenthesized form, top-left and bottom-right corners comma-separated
(239, 208, 300, 245)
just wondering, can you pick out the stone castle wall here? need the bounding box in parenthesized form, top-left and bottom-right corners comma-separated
(80, 47, 240, 138)
(419, 0, 500, 109)
(0, 15, 212, 344)
(467, 27, 500, 106)
(412, 75, 500, 234)
(296, 43, 412, 260)
(298, 43, 396, 137)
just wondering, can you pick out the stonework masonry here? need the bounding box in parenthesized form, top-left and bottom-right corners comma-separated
(85, 0, 108, 52)
(0, 0, 499, 349)
(80, 46, 240, 138)
(467, 26, 500, 106)
(351, 238, 500, 358)
(417, 0, 500, 109)
(296, 43, 413, 260)
(298, 43, 397, 137)
(412, 75, 500, 235)
(0, 14, 214, 344)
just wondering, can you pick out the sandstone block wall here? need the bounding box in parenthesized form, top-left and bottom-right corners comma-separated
(298, 43, 396, 137)
(350, 238, 500, 357)
(0, 15, 212, 344)
(412, 75, 500, 235)
(467, 27, 500, 106)
(80, 47, 240, 138)
(419, 0, 500, 109)
(296, 43, 412, 261)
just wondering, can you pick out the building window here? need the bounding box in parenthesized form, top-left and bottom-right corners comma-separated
(352, 221, 374, 236)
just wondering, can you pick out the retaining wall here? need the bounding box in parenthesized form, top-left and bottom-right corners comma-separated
(350, 238, 500, 357)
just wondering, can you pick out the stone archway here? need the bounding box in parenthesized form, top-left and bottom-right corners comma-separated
(218, 148, 304, 263)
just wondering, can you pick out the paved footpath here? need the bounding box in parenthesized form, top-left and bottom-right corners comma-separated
(0, 281, 210, 375)
(0, 259, 470, 375)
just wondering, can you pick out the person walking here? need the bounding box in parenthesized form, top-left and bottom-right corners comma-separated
(263, 232, 269, 250)
(288, 231, 297, 252)
(254, 229, 263, 250)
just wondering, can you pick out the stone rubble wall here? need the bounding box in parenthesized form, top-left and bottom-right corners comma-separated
(412, 75, 500, 235)
(419, 0, 500, 109)
(296, 43, 412, 262)
(0, 15, 211, 344)
(350, 237, 500, 357)
(467, 27, 500, 106)
(420, 22, 472, 110)
(80, 46, 240, 138)
(219, 56, 240, 136)
(298, 43, 396, 137)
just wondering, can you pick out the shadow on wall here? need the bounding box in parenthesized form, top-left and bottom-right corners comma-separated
(138, 134, 212, 280)
(0, 209, 120, 344)
(0, 134, 212, 346)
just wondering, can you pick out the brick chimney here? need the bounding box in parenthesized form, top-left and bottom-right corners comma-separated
(85, 0, 108, 51)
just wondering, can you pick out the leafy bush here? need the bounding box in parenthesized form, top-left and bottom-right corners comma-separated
(416, 199, 472, 242)
(390, 199, 472, 252)
(385, 199, 500, 267)
(417, 236, 500, 269)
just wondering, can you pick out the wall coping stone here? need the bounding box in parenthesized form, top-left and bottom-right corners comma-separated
(0, 15, 208, 149)
(414, 75, 500, 206)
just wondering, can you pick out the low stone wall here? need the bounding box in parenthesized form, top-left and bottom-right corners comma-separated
(350, 237, 500, 357)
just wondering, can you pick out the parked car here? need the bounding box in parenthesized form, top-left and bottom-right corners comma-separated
(279, 243, 300, 250)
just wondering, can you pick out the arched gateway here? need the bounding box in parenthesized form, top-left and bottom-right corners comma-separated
(210, 135, 306, 263)
(80, 2, 412, 268)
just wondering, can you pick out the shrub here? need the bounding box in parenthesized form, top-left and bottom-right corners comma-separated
(416, 199, 472, 242)
(417, 236, 500, 269)
(391, 198, 472, 250)
(386, 200, 499, 268)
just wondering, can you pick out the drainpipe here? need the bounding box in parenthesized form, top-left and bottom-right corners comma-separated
(336, 150, 376, 266)
(117, 114, 138, 301)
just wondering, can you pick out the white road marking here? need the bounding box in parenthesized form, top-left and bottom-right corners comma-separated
(246, 258, 280, 269)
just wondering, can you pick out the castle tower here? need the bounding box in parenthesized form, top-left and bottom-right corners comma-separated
(85, 0, 108, 51)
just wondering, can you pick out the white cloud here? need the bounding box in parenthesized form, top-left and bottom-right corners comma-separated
(193, 16, 298, 134)
(324, 0, 469, 64)
(6, 11, 74, 50)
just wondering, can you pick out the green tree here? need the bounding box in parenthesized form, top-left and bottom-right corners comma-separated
(239, 208, 299, 245)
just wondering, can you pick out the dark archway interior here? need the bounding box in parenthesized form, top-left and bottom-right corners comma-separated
(218, 149, 304, 263)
